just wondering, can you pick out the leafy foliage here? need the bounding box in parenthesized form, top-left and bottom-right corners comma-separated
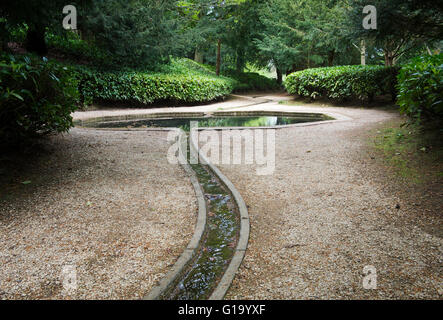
(284, 65, 399, 101)
(255, 0, 354, 80)
(72, 58, 238, 105)
(81, 0, 182, 68)
(0, 54, 79, 145)
(1, 1, 91, 54)
(346, 0, 443, 66)
(397, 54, 443, 122)
(46, 32, 109, 66)
(224, 69, 280, 91)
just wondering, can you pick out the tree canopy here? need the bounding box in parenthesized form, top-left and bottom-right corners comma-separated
(1, 0, 441, 71)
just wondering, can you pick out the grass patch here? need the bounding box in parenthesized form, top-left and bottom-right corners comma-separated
(371, 120, 443, 184)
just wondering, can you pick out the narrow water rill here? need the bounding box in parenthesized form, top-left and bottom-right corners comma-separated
(161, 158, 240, 300)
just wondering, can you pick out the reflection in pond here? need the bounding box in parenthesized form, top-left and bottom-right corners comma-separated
(81, 114, 332, 131)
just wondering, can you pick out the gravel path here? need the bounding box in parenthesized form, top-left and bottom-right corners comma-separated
(1, 94, 441, 300)
(216, 101, 442, 299)
(0, 129, 196, 299)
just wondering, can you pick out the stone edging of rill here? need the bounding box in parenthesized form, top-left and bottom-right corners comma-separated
(189, 130, 250, 300)
(143, 128, 207, 300)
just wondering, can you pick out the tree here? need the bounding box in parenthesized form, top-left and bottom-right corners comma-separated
(0, 1, 91, 55)
(346, 0, 443, 66)
(82, 0, 183, 68)
(255, 0, 350, 83)
(178, 0, 248, 75)
(225, 0, 266, 72)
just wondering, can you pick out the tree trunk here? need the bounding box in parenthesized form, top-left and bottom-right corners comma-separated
(236, 48, 245, 73)
(276, 68, 283, 85)
(194, 47, 203, 64)
(26, 26, 47, 55)
(307, 51, 310, 69)
(384, 51, 395, 66)
(360, 40, 366, 65)
(328, 50, 335, 66)
(216, 39, 221, 76)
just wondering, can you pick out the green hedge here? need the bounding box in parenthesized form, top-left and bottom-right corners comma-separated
(74, 68, 236, 105)
(0, 54, 78, 145)
(71, 59, 238, 106)
(284, 65, 399, 101)
(223, 70, 280, 91)
(397, 54, 443, 122)
(71, 59, 279, 106)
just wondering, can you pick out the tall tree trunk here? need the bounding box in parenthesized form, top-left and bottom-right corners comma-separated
(360, 40, 366, 65)
(384, 51, 395, 66)
(328, 50, 335, 66)
(307, 50, 310, 69)
(26, 26, 47, 55)
(216, 39, 221, 76)
(236, 48, 245, 73)
(194, 47, 203, 64)
(276, 68, 283, 85)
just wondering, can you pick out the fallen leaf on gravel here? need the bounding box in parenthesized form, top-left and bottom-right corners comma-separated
(284, 244, 305, 249)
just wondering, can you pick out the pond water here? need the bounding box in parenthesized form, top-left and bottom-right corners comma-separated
(80, 113, 332, 131)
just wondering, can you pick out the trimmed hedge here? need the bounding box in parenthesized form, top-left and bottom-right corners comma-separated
(284, 65, 399, 101)
(226, 70, 281, 92)
(71, 59, 238, 106)
(0, 54, 78, 145)
(397, 54, 443, 122)
(74, 68, 237, 105)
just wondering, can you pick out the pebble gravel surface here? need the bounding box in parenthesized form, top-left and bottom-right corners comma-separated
(0, 129, 196, 299)
(218, 103, 442, 299)
(1, 95, 441, 300)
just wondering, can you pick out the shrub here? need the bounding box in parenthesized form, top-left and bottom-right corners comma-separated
(0, 54, 78, 145)
(224, 70, 280, 91)
(46, 33, 110, 66)
(284, 65, 399, 101)
(70, 59, 239, 106)
(397, 54, 443, 122)
(73, 68, 237, 106)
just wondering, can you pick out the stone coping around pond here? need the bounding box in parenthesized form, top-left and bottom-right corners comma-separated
(74, 110, 352, 131)
(72, 94, 269, 122)
(143, 128, 207, 300)
(189, 129, 250, 301)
